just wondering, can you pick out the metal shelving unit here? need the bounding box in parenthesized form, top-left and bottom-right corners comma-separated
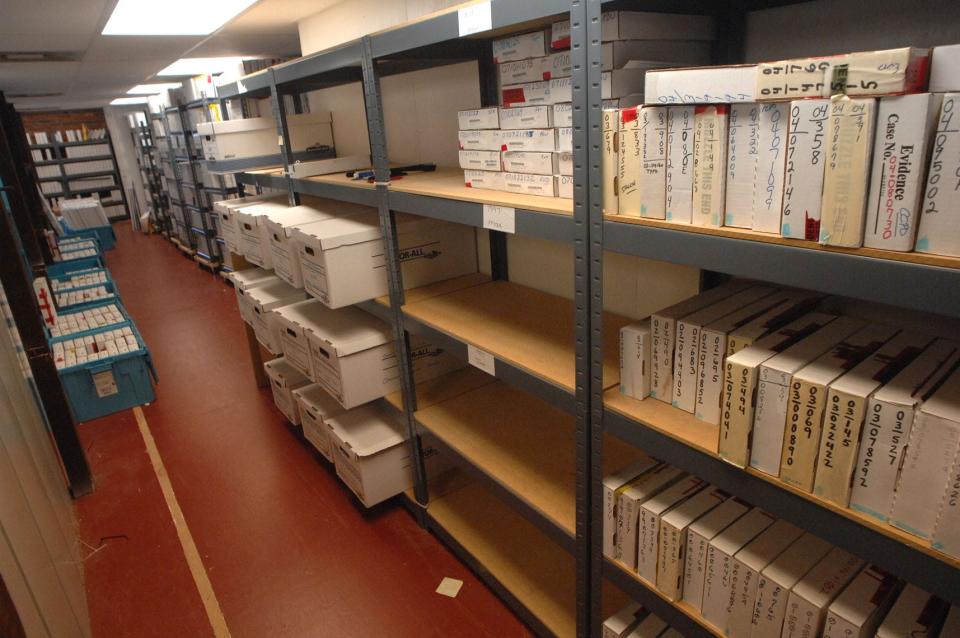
(131, 119, 171, 234)
(208, 0, 960, 635)
(29, 133, 129, 220)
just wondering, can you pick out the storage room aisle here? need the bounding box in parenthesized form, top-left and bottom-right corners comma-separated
(74, 221, 529, 638)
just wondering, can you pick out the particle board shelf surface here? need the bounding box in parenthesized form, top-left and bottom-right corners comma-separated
(402, 280, 630, 392)
(390, 168, 572, 216)
(428, 480, 576, 637)
(605, 215, 960, 271)
(603, 388, 960, 571)
(385, 365, 496, 412)
(417, 381, 647, 538)
(305, 171, 378, 191)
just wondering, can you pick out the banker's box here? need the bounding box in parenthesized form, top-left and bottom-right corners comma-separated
(327, 401, 413, 508)
(750, 532, 833, 638)
(292, 212, 477, 309)
(263, 357, 311, 425)
(198, 111, 333, 161)
(780, 547, 864, 638)
(246, 279, 307, 354)
(890, 366, 960, 540)
(228, 267, 273, 324)
(301, 303, 461, 410)
(850, 340, 960, 523)
(682, 497, 750, 613)
(267, 200, 374, 289)
(216, 196, 285, 254)
(272, 299, 330, 379)
(293, 383, 343, 461)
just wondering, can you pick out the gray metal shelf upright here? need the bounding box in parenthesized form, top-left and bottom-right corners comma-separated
(29, 133, 130, 220)
(213, 0, 960, 635)
(131, 118, 171, 234)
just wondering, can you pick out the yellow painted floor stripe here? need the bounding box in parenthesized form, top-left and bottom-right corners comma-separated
(133, 407, 231, 638)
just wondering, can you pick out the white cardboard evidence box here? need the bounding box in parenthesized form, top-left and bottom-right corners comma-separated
(292, 212, 477, 309)
(246, 279, 307, 354)
(293, 383, 343, 461)
(198, 111, 334, 162)
(263, 356, 311, 426)
(326, 401, 413, 508)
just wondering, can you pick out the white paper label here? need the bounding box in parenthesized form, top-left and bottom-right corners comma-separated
(467, 344, 496, 375)
(483, 204, 516, 233)
(93, 370, 119, 398)
(458, 1, 492, 37)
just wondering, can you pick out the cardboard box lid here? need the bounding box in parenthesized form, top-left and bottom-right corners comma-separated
(603, 603, 646, 636)
(202, 117, 275, 135)
(661, 486, 728, 530)
(710, 507, 775, 556)
(792, 323, 901, 386)
(275, 199, 376, 233)
(876, 584, 946, 638)
(228, 267, 273, 288)
(725, 312, 838, 367)
(292, 383, 345, 420)
(679, 286, 776, 326)
(292, 210, 382, 251)
(214, 194, 283, 214)
(826, 565, 898, 628)
(726, 290, 826, 343)
(265, 205, 340, 237)
(873, 340, 960, 406)
(641, 476, 705, 516)
(703, 290, 796, 334)
(603, 455, 658, 490)
(734, 518, 804, 572)
(246, 278, 304, 307)
(759, 532, 833, 588)
(919, 364, 960, 423)
(829, 331, 937, 398)
(302, 303, 393, 357)
(325, 401, 407, 457)
(620, 465, 685, 502)
(760, 316, 865, 375)
(791, 546, 864, 607)
(263, 356, 310, 388)
(652, 280, 752, 321)
(272, 298, 327, 329)
(233, 201, 292, 219)
(688, 496, 750, 539)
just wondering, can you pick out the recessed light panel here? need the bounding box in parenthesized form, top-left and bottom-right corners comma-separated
(102, 0, 258, 36)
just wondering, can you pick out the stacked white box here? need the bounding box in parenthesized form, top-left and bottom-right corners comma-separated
(692, 105, 729, 227)
(780, 547, 864, 638)
(875, 584, 949, 638)
(915, 93, 960, 257)
(850, 340, 959, 522)
(665, 106, 696, 223)
(656, 486, 728, 602)
(682, 497, 750, 613)
(863, 93, 941, 251)
(636, 476, 706, 583)
(822, 565, 899, 638)
(753, 102, 788, 234)
(724, 103, 760, 229)
(781, 99, 831, 240)
(618, 465, 686, 569)
(603, 457, 660, 561)
(293, 383, 344, 461)
(263, 357, 311, 425)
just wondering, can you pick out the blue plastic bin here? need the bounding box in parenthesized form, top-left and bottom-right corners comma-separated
(44, 299, 130, 341)
(47, 257, 104, 277)
(62, 224, 116, 251)
(51, 322, 157, 422)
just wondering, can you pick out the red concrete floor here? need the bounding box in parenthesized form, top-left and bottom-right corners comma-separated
(74, 222, 532, 638)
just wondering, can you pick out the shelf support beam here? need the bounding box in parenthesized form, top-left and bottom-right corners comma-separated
(360, 36, 430, 521)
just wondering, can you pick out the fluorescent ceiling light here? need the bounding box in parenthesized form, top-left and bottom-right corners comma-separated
(127, 83, 182, 95)
(102, 0, 258, 36)
(156, 57, 249, 77)
(110, 97, 149, 105)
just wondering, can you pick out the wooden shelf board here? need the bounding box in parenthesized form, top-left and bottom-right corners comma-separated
(374, 272, 491, 309)
(390, 168, 572, 216)
(417, 381, 647, 538)
(605, 215, 960, 271)
(603, 387, 960, 569)
(403, 279, 631, 392)
(305, 171, 377, 191)
(428, 480, 627, 638)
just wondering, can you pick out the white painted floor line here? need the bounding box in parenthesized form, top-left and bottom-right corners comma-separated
(133, 407, 231, 638)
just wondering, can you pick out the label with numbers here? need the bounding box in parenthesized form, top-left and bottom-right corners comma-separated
(458, 1, 492, 37)
(467, 344, 496, 375)
(93, 370, 119, 398)
(482, 204, 516, 233)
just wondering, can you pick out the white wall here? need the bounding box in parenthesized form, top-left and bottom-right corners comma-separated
(298, 0, 462, 55)
(744, 0, 960, 61)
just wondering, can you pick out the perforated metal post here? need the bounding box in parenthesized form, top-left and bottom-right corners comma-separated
(360, 35, 430, 517)
(571, 0, 604, 635)
(268, 69, 301, 207)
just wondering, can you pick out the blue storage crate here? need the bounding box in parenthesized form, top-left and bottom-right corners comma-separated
(45, 300, 129, 341)
(62, 223, 116, 251)
(49, 267, 113, 293)
(47, 257, 104, 277)
(53, 280, 118, 312)
(51, 322, 157, 422)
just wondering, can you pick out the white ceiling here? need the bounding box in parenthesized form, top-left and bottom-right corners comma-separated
(0, 0, 339, 110)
